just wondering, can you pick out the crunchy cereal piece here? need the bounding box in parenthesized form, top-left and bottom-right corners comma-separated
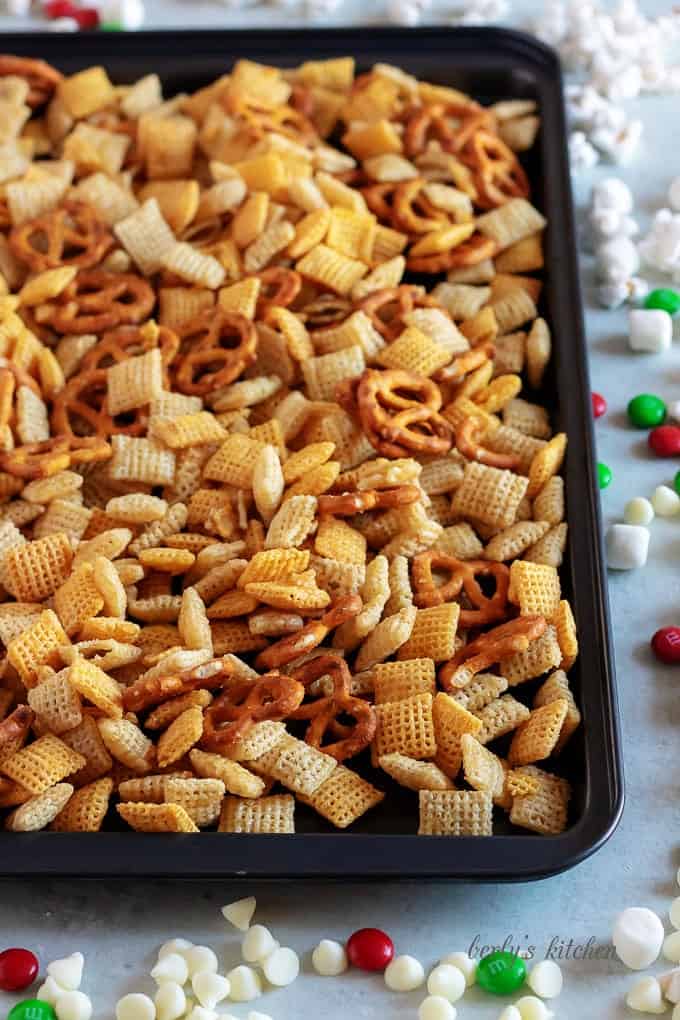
(373, 658, 436, 704)
(60, 714, 112, 786)
(449, 673, 508, 713)
(210, 621, 265, 656)
(156, 706, 204, 768)
(509, 765, 571, 835)
(50, 776, 113, 832)
(500, 625, 562, 686)
(419, 456, 466, 496)
(285, 460, 340, 501)
(355, 604, 417, 672)
(245, 578, 330, 612)
(532, 475, 564, 525)
(526, 317, 551, 390)
(27, 669, 82, 734)
(523, 522, 568, 568)
(225, 721, 287, 762)
(397, 603, 459, 663)
(118, 774, 184, 803)
(451, 462, 529, 531)
(204, 434, 266, 488)
(151, 412, 226, 450)
(108, 435, 176, 487)
(74, 528, 133, 569)
(385, 554, 413, 615)
(114, 198, 176, 276)
(333, 555, 389, 649)
(144, 690, 213, 730)
(534, 669, 581, 753)
(164, 776, 225, 827)
(62, 637, 141, 671)
(139, 548, 195, 574)
(505, 769, 540, 799)
(117, 801, 198, 833)
(475, 695, 531, 745)
(379, 753, 453, 792)
(68, 657, 123, 718)
(418, 789, 493, 836)
(484, 520, 550, 562)
(1, 734, 85, 795)
(476, 198, 546, 250)
(373, 692, 436, 760)
(189, 748, 265, 798)
(178, 587, 213, 653)
(296, 243, 366, 295)
(302, 346, 366, 402)
(107, 348, 164, 416)
(161, 242, 226, 289)
(54, 562, 104, 637)
(508, 699, 569, 766)
(553, 598, 578, 670)
(308, 555, 365, 597)
(503, 397, 551, 439)
(509, 561, 561, 618)
(208, 590, 260, 619)
(485, 425, 546, 476)
(6, 782, 74, 832)
(218, 793, 295, 833)
(434, 523, 483, 561)
(7, 608, 69, 688)
(460, 733, 506, 802)
(432, 692, 482, 777)
(106, 494, 167, 527)
(5, 532, 72, 603)
(22, 470, 82, 504)
(0, 706, 34, 767)
(300, 765, 384, 829)
(254, 734, 336, 797)
(526, 433, 567, 500)
(265, 495, 318, 550)
(98, 718, 154, 772)
(129, 503, 188, 558)
(315, 517, 366, 566)
(252, 445, 284, 524)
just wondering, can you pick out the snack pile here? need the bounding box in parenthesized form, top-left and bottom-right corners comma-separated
(0, 54, 579, 838)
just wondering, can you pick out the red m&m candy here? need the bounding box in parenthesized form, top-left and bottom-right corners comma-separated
(0, 948, 39, 992)
(346, 928, 394, 971)
(592, 392, 607, 418)
(74, 7, 100, 28)
(649, 425, 680, 457)
(44, 0, 77, 18)
(651, 627, 680, 664)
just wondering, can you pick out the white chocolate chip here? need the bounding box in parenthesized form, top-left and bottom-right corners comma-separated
(242, 925, 278, 964)
(670, 899, 680, 931)
(184, 1007, 217, 1020)
(651, 485, 680, 517)
(674, 1006, 680, 1020)
(514, 996, 554, 1020)
(624, 498, 655, 527)
(48, 953, 84, 991)
(158, 939, 193, 961)
(151, 954, 189, 986)
(312, 939, 348, 976)
(184, 947, 219, 978)
(664, 932, 680, 963)
(38, 977, 66, 1007)
(626, 976, 667, 1013)
(527, 960, 563, 999)
(262, 946, 300, 987)
(659, 968, 680, 1004)
(613, 907, 665, 969)
(606, 524, 650, 570)
(439, 953, 476, 987)
(418, 996, 457, 1020)
(154, 982, 186, 1020)
(192, 972, 231, 1009)
(384, 955, 426, 992)
(55, 992, 93, 1020)
(499, 1009, 522, 1020)
(227, 966, 262, 1002)
(426, 964, 465, 1003)
(115, 994, 156, 1020)
(247, 1013, 273, 1020)
(222, 897, 256, 932)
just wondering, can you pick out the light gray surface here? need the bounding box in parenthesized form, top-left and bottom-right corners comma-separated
(1, 3, 680, 1017)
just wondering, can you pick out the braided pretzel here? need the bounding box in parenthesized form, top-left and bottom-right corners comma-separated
(455, 416, 521, 470)
(174, 309, 258, 395)
(43, 271, 155, 334)
(412, 552, 510, 627)
(0, 55, 62, 107)
(9, 200, 114, 273)
(123, 658, 234, 713)
(255, 595, 363, 672)
(356, 285, 440, 342)
(356, 368, 453, 458)
(257, 267, 302, 317)
(406, 233, 497, 273)
(461, 130, 530, 210)
(391, 178, 450, 235)
(51, 368, 148, 438)
(318, 485, 421, 517)
(439, 615, 547, 691)
(0, 436, 111, 479)
(289, 655, 376, 761)
(201, 672, 305, 752)
(81, 324, 180, 377)
(434, 343, 495, 385)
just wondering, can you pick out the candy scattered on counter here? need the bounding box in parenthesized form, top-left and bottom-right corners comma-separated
(629, 309, 673, 354)
(262, 948, 300, 987)
(513, 995, 554, 1019)
(346, 929, 394, 972)
(0, 949, 39, 993)
(597, 461, 612, 488)
(624, 497, 655, 526)
(649, 425, 680, 457)
(627, 394, 667, 428)
(626, 975, 666, 1013)
(384, 955, 425, 992)
(153, 982, 186, 1020)
(242, 927, 278, 966)
(184, 948, 219, 978)
(475, 951, 526, 996)
(191, 972, 231, 1009)
(311, 940, 348, 977)
(225, 966, 261, 1003)
(222, 898, 256, 933)
(526, 960, 563, 999)
(605, 523, 650, 569)
(650, 484, 680, 516)
(151, 955, 189, 986)
(613, 907, 665, 970)
(645, 288, 680, 315)
(651, 627, 680, 664)
(426, 963, 466, 1002)
(592, 391, 608, 418)
(53, 992, 93, 1020)
(439, 953, 476, 987)
(418, 996, 457, 1020)
(9, 1001, 57, 1020)
(115, 994, 156, 1020)
(639, 210, 680, 281)
(46, 955, 83, 992)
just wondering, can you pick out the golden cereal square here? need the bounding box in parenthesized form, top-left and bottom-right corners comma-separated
(264, 736, 337, 797)
(1, 734, 86, 795)
(475, 695, 531, 745)
(68, 657, 123, 718)
(432, 692, 482, 778)
(509, 560, 561, 618)
(449, 674, 509, 713)
(218, 793, 295, 833)
(301, 346, 366, 402)
(397, 604, 460, 662)
(500, 625, 562, 686)
(157, 706, 204, 768)
(460, 733, 506, 802)
(377, 327, 451, 377)
(451, 462, 528, 530)
(508, 700, 569, 766)
(300, 765, 384, 829)
(296, 244, 366, 296)
(50, 777, 113, 832)
(379, 753, 453, 792)
(533, 669, 581, 753)
(418, 790, 493, 836)
(164, 776, 225, 827)
(373, 659, 436, 704)
(107, 348, 164, 416)
(509, 765, 571, 835)
(8, 609, 70, 689)
(27, 669, 82, 734)
(315, 517, 367, 566)
(54, 563, 105, 638)
(374, 693, 436, 761)
(204, 435, 266, 488)
(6, 532, 73, 603)
(554, 599, 578, 670)
(117, 801, 199, 833)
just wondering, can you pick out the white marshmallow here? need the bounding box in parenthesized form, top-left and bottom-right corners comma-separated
(242, 925, 278, 964)
(651, 485, 680, 516)
(38, 978, 66, 1007)
(659, 968, 680, 1003)
(55, 992, 93, 1020)
(312, 939, 348, 976)
(158, 939, 193, 960)
(115, 994, 156, 1020)
(221, 897, 256, 932)
(418, 996, 457, 1020)
(387, 0, 420, 24)
(626, 976, 667, 1013)
(385, 955, 426, 992)
(629, 309, 673, 353)
(669, 177, 680, 213)
(527, 960, 563, 999)
(665, 932, 680, 963)
(597, 237, 640, 280)
(514, 997, 554, 1020)
(151, 954, 189, 986)
(592, 177, 634, 214)
(262, 947, 299, 987)
(192, 973, 231, 1009)
(184, 947, 219, 978)
(606, 524, 650, 570)
(499, 1009, 523, 1020)
(671, 898, 680, 930)
(613, 907, 665, 968)
(624, 498, 655, 526)
(426, 964, 466, 1002)
(154, 982, 186, 1020)
(226, 966, 262, 1002)
(48, 953, 84, 991)
(98, 0, 145, 29)
(439, 953, 476, 987)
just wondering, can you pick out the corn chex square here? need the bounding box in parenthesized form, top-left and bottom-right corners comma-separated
(418, 790, 493, 836)
(508, 765, 571, 835)
(450, 462, 528, 530)
(300, 765, 384, 829)
(218, 794, 295, 833)
(373, 693, 436, 761)
(377, 326, 451, 377)
(108, 436, 176, 486)
(107, 348, 164, 416)
(7, 609, 70, 689)
(509, 560, 561, 618)
(204, 434, 266, 488)
(397, 604, 460, 662)
(1, 734, 86, 795)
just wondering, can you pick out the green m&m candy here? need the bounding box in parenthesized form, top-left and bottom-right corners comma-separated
(598, 462, 612, 489)
(645, 288, 680, 316)
(627, 393, 667, 428)
(8, 1001, 57, 1020)
(476, 950, 527, 995)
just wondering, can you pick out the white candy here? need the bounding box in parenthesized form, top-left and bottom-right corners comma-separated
(624, 498, 655, 526)
(246, 1013, 273, 1020)
(598, 279, 629, 308)
(669, 177, 680, 213)
(242, 925, 278, 964)
(38, 978, 66, 1007)
(629, 309, 673, 353)
(387, 0, 420, 24)
(628, 276, 650, 301)
(606, 524, 650, 570)
(499, 1009, 522, 1020)
(192, 972, 231, 1009)
(184, 947, 219, 977)
(426, 964, 466, 1002)
(639, 210, 680, 274)
(592, 177, 634, 214)
(439, 953, 476, 987)
(597, 237, 640, 280)
(184, 1007, 216, 1020)
(154, 982, 186, 1020)
(613, 907, 665, 968)
(222, 897, 256, 932)
(626, 976, 667, 1013)
(384, 955, 426, 992)
(514, 996, 554, 1020)
(151, 954, 189, 986)
(47, 17, 79, 30)
(115, 994, 156, 1020)
(48, 953, 84, 991)
(527, 960, 563, 999)
(312, 939, 348, 976)
(670, 898, 680, 930)
(6, 0, 31, 14)
(659, 968, 680, 1003)
(262, 947, 300, 987)
(664, 932, 680, 963)
(55, 992, 93, 1020)
(158, 939, 193, 960)
(568, 131, 599, 171)
(98, 0, 145, 29)
(418, 996, 457, 1020)
(667, 401, 680, 423)
(651, 485, 680, 516)
(674, 1006, 680, 1020)
(226, 966, 262, 1002)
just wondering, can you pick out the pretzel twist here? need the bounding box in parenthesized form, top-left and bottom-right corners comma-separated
(254, 595, 363, 671)
(412, 551, 510, 625)
(43, 271, 155, 335)
(356, 368, 453, 458)
(9, 200, 114, 273)
(439, 615, 547, 691)
(201, 672, 305, 752)
(318, 485, 421, 517)
(289, 654, 376, 761)
(175, 309, 258, 395)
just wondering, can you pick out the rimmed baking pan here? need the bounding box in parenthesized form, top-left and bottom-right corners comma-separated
(0, 26, 623, 879)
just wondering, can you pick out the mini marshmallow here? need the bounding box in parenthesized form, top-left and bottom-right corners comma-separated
(626, 976, 667, 1013)
(527, 960, 563, 999)
(38, 978, 65, 1007)
(651, 485, 680, 516)
(418, 997, 457, 1020)
(659, 968, 680, 1003)
(669, 177, 680, 213)
(384, 955, 426, 992)
(222, 897, 256, 932)
(613, 907, 665, 968)
(191, 972, 231, 1009)
(226, 966, 262, 1002)
(312, 939, 348, 976)
(115, 994, 156, 1020)
(426, 964, 466, 1002)
(597, 237, 640, 281)
(629, 309, 673, 353)
(624, 498, 655, 526)
(671, 898, 680, 930)
(242, 926, 278, 964)
(55, 992, 93, 1020)
(184, 947, 219, 977)
(158, 939, 193, 960)
(592, 177, 634, 214)
(514, 997, 554, 1020)
(262, 947, 300, 987)
(151, 954, 189, 986)
(606, 524, 650, 570)
(664, 932, 680, 963)
(48, 953, 84, 991)
(387, 0, 420, 24)
(154, 982, 186, 1020)
(439, 953, 476, 987)
(499, 1009, 523, 1020)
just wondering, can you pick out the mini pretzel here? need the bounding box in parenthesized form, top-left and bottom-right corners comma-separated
(174, 309, 258, 395)
(412, 552, 510, 627)
(362, 183, 399, 223)
(301, 294, 353, 328)
(356, 368, 453, 458)
(439, 614, 547, 691)
(289, 654, 376, 761)
(258, 267, 302, 317)
(52, 368, 148, 438)
(9, 200, 114, 273)
(82, 325, 180, 378)
(434, 343, 495, 385)
(317, 485, 421, 517)
(0, 436, 111, 479)
(44, 271, 156, 334)
(462, 130, 530, 210)
(455, 416, 521, 470)
(202, 672, 305, 752)
(255, 595, 363, 672)
(0, 704, 34, 755)
(123, 658, 234, 714)
(406, 233, 497, 273)
(391, 179, 449, 235)
(0, 55, 62, 107)
(357, 286, 442, 341)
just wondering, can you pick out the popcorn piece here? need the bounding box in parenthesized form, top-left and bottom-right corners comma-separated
(605, 523, 650, 569)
